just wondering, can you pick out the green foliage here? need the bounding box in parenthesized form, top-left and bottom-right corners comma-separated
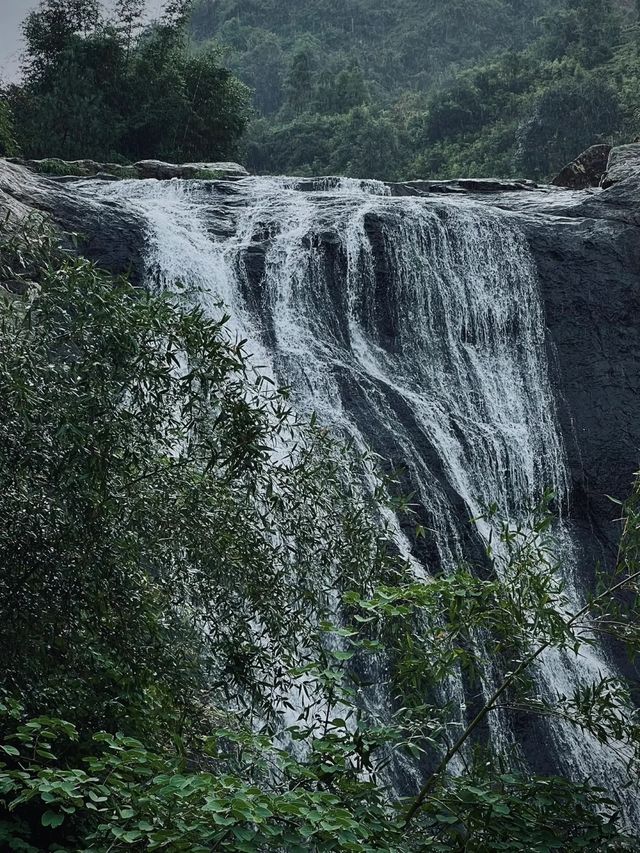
(24, 158, 88, 176)
(247, 107, 405, 180)
(7, 0, 635, 178)
(0, 704, 405, 851)
(190, 0, 553, 98)
(0, 99, 18, 157)
(0, 702, 627, 851)
(0, 221, 393, 737)
(515, 75, 621, 176)
(1, 226, 640, 849)
(8, 0, 251, 163)
(190, 0, 636, 180)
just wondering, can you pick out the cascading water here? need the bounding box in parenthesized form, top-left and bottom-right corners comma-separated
(77, 174, 639, 824)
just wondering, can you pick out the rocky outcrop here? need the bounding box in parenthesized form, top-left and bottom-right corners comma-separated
(388, 177, 538, 195)
(552, 144, 612, 189)
(133, 160, 249, 180)
(0, 159, 146, 280)
(7, 157, 138, 180)
(6, 157, 249, 182)
(600, 143, 640, 188)
(0, 157, 251, 278)
(525, 210, 640, 558)
(292, 176, 539, 195)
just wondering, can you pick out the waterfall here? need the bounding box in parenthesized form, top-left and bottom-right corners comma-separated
(77, 175, 638, 824)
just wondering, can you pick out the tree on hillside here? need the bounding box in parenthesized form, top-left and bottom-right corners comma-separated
(234, 31, 286, 114)
(8, 0, 250, 163)
(22, 0, 101, 74)
(515, 75, 621, 175)
(284, 47, 316, 116)
(112, 0, 146, 54)
(314, 62, 369, 115)
(0, 98, 18, 156)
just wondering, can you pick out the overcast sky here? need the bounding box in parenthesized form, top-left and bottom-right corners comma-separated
(0, 0, 38, 79)
(0, 0, 164, 81)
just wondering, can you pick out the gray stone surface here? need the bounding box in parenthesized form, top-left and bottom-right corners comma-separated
(552, 143, 612, 189)
(387, 177, 538, 195)
(5, 156, 249, 182)
(601, 143, 640, 188)
(0, 158, 146, 280)
(133, 160, 249, 180)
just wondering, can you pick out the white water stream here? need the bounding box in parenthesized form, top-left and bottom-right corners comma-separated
(78, 175, 639, 825)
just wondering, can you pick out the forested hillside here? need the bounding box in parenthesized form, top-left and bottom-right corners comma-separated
(190, 0, 640, 179)
(1, 0, 250, 164)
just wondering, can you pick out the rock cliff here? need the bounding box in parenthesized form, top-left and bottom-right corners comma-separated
(1, 152, 639, 569)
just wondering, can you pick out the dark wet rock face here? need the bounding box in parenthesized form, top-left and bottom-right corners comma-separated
(524, 213, 640, 557)
(535, 147, 640, 556)
(552, 144, 612, 189)
(0, 159, 146, 281)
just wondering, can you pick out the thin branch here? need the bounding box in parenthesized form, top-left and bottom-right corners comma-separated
(403, 569, 640, 827)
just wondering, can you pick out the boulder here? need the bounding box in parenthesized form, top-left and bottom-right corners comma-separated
(187, 161, 249, 179)
(552, 144, 611, 189)
(133, 160, 249, 180)
(600, 143, 640, 188)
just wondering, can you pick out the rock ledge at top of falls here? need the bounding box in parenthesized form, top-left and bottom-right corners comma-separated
(5, 156, 249, 182)
(0, 158, 146, 280)
(387, 177, 540, 195)
(133, 160, 249, 180)
(291, 176, 540, 194)
(600, 143, 640, 188)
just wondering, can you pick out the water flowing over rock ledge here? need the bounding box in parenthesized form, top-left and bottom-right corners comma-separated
(3, 147, 640, 522)
(2, 150, 640, 555)
(2, 153, 640, 818)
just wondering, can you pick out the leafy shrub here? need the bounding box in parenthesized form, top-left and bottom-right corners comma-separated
(1, 224, 639, 850)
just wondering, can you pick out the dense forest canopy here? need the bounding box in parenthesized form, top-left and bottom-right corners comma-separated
(2, 0, 638, 179)
(2, 0, 251, 163)
(189, 0, 640, 180)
